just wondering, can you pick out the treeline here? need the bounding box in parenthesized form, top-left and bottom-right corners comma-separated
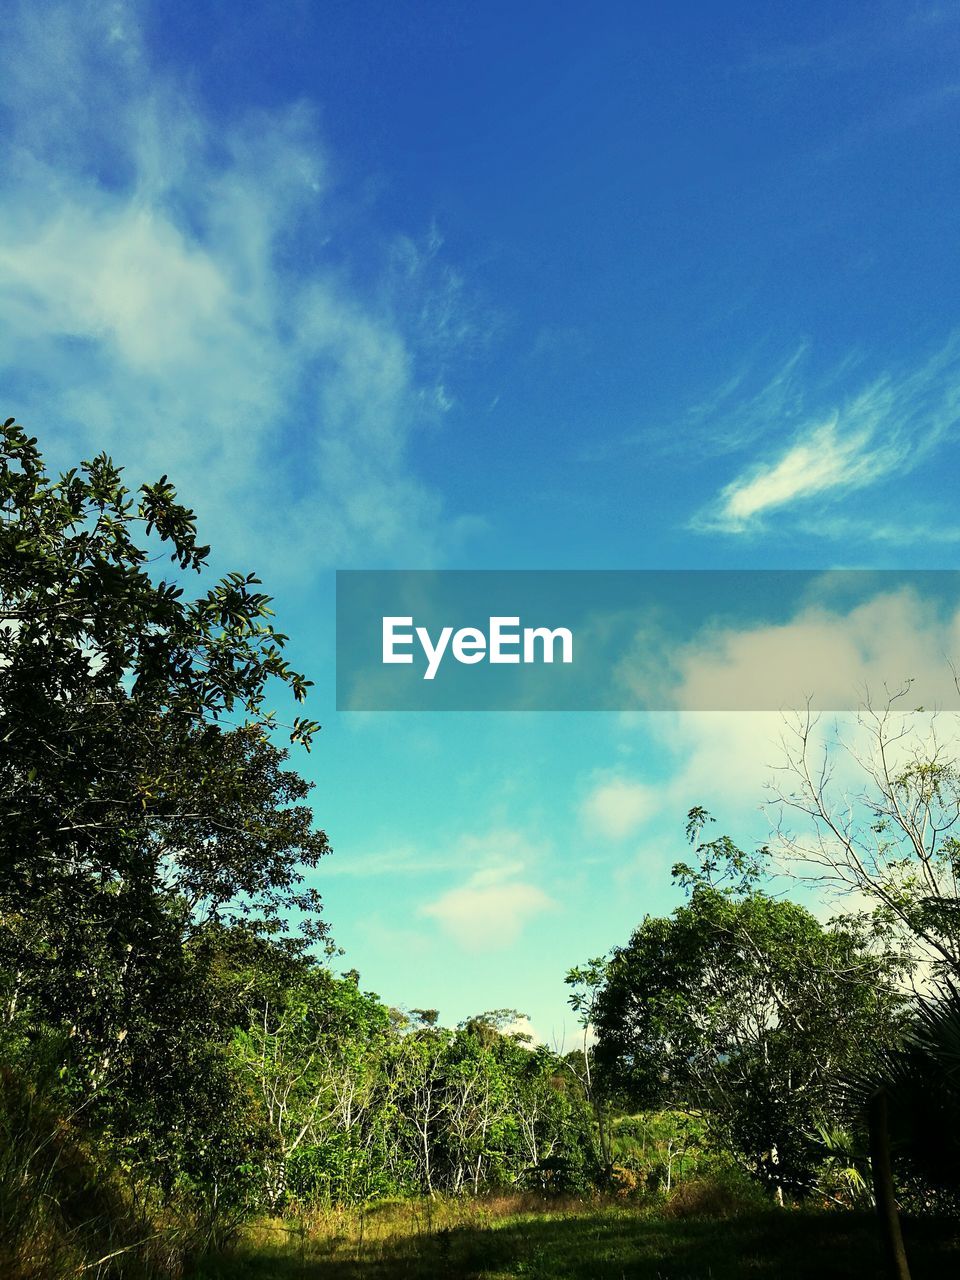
(181, 946, 597, 1208)
(4, 919, 598, 1204)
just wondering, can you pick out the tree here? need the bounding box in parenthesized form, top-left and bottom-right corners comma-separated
(230, 966, 390, 1207)
(592, 811, 909, 1198)
(774, 691, 960, 980)
(0, 416, 329, 1194)
(0, 415, 323, 933)
(564, 957, 613, 1175)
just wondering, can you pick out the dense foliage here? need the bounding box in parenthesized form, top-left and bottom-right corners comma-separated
(0, 422, 601, 1276)
(1, 419, 959, 1279)
(590, 812, 911, 1197)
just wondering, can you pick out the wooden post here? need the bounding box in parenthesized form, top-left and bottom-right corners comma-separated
(867, 1088, 911, 1280)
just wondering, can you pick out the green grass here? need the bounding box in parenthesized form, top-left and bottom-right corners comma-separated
(191, 1194, 960, 1280)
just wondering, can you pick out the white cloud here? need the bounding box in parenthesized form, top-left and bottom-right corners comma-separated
(611, 582, 960, 718)
(602, 587, 960, 866)
(581, 584, 960, 917)
(580, 775, 657, 839)
(419, 829, 555, 950)
(648, 710, 790, 820)
(801, 515, 960, 544)
(0, 0, 476, 576)
(669, 588, 960, 714)
(421, 871, 554, 950)
(716, 417, 878, 525)
(694, 335, 960, 534)
(322, 845, 461, 878)
(680, 342, 810, 456)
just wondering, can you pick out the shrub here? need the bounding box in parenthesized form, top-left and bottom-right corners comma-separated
(609, 1163, 640, 1197)
(663, 1168, 771, 1219)
(0, 1064, 186, 1279)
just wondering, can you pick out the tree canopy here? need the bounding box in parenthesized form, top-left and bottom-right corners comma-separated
(0, 417, 331, 1193)
(591, 812, 910, 1195)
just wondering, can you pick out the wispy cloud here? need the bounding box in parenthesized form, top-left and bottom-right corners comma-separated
(694, 334, 960, 534)
(321, 845, 464, 879)
(0, 0, 479, 576)
(737, 5, 960, 77)
(577, 342, 810, 466)
(710, 416, 880, 527)
(682, 343, 810, 456)
(799, 515, 960, 545)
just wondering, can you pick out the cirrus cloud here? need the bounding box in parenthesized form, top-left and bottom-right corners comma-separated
(692, 335, 960, 536)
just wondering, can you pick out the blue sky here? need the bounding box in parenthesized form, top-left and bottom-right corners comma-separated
(4, 0, 960, 1044)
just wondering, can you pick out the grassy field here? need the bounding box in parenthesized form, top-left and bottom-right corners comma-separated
(193, 1192, 960, 1280)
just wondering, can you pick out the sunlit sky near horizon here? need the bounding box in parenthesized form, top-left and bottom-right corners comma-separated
(4, 0, 960, 1044)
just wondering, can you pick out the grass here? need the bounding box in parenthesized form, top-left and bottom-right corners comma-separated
(0, 1064, 188, 1280)
(192, 1192, 960, 1280)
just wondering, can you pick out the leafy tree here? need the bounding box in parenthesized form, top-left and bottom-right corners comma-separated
(592, 811, 909, 1198)
(0, 415, 324, 946)
(608, 1110, 717, 1194)
(565, 956, 613, 1175)
(0, 416, 329, 1206)
(352, 1010, 597, 1201)
(229, 964, 390, 1206)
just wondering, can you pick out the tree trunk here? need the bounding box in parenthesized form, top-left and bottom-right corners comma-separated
(868, 1088, 911, 1280)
